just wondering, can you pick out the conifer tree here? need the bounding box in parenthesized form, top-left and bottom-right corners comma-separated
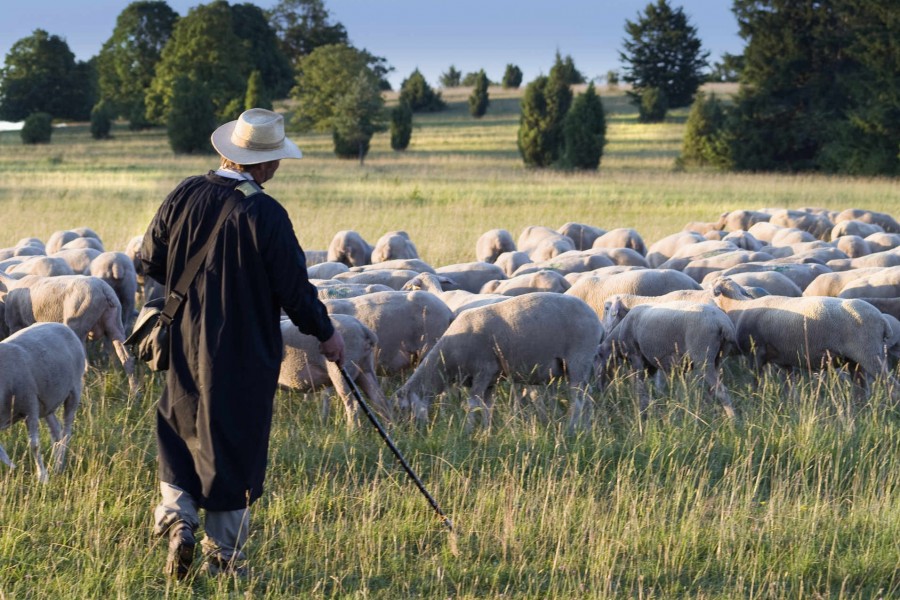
(468, 70, 490, 118)
(390, 100, 413, 150)
(561, 83, 606, 170)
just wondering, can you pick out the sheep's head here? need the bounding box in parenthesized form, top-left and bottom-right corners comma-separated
(711, 276, 753, 301)
(393, 387, 429, 427)
(601, 296, 629, 333)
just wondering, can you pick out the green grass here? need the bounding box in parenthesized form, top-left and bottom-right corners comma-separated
(0, 86, 899, 598)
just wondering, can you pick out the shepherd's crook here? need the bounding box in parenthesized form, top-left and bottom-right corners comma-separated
(338, 365, 453, 532)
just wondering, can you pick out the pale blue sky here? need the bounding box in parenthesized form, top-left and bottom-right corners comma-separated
(1, 1, 743, 89)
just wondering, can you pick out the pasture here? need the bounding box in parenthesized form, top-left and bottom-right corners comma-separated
(1, 84, 899, 598)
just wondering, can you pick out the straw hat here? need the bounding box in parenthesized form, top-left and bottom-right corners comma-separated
(210, 108, 302, 165)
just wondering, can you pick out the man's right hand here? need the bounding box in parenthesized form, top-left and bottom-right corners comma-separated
(320, 330, 345, 365)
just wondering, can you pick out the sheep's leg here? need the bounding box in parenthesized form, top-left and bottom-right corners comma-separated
(111, 338, 138, 395)
(329, 368, 360, 431)
(0, 444, 15, 470)
(566, 381, 592, 430)
(704, 363, 736, 419)
(466, 370, 496, 432)
(24, 410, 48, 483)
(356, 369, 394, 423)
(51, 390, 80, 473)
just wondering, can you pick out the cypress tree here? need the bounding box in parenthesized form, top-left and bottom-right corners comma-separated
(468, 70, 490, 118)
(390, 99, 413, 150)
(167, 76, 215, 154)
(502, 64, 523, 89)
(90, 101, 114, 140)
(561, 83, 606, 170)
(680, 92, 731, 168)
(244, 70, 272, 110)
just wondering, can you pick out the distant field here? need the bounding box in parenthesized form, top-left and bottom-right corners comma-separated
(0, 85, 899, 599)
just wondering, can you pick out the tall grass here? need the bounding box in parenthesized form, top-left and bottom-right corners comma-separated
(0, 86, 899, 598)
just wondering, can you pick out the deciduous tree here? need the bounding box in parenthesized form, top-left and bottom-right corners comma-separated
(267, 0, 347, 64)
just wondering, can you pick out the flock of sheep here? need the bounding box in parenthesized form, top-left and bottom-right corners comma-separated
(3, 205, 900, 479)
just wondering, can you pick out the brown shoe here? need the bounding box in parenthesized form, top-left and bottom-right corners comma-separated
(199, 554, 249, 579)
(164, 522, 196, 579)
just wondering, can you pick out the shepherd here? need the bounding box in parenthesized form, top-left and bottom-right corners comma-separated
(141, 108, 345, 578)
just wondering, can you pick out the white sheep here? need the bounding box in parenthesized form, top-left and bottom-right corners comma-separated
(832, 235, 869, 258)
(591, 228, 647, 256)
(834, 208, 900, 234)
(89, 251, 139, 331)
(0, 322, 85, 482)
(494, 251, 533, 277)
(315, 281, 394, 300)
(557, 222, 605, 250)
(480, 269, 571, 296)
(864, 232, 900, 253)
(349, 258, 435, 274)
(714, 209, 772, 232)
(279, 314, 391, 426)
(435, 261, 506, 293)
(52, 247, 102, 275)
(566, 268, 702, 319)
(327, 230, 373, 266)
(768, 209, 834, 240)
(512, 250, 615, 277)
(332, 268, 422, 290)
(803, 267, 883, 297)
(1, 273, 137, 392)
(646, 231, 706, 268)
(517, 225, 567, 256)
(827, 247, 900, 272)
(600, 298, 737, 417)
(7, 256, 74, 278)
(370, 231, 419, 263)
(475, 229, 516, 263)
(831, 220, 884, 240)
(402, 272, 510, 317)
(307, 261, 350, 279)
(711, 276, 894, 391)
(325, 290, 453, 375)
(393, 293, 604, 430)
(836, 266, 900, 299)
(60, 236, 105, 252)
(706, 262, 832, 292)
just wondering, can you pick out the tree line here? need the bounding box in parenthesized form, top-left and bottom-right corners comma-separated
(1, 0, 897, 175)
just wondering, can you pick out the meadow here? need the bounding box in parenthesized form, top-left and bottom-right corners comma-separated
(0, 84, 899, 598)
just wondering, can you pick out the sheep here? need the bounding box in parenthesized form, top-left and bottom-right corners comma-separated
(7, 256, 75, 278)
(557, 222, 605, 250)
(600, 298, 737, 417)
(435, 261, 506, 293)
(393, 293, 604, 430)
(60, 236, 105, 252)
(0, 322, 85, 482)
(827, 248, 900, 272)
(834, 208, 900, 234)
(565, 265, 645, 285)
(831, 220, 884, 240)
(530, 235, 576, 261)
(51, 247, 102, 275)
(566, 268, 702, 319)
(588, 247, 649, 268)
(768, 209, 834, 240)
(721, 230, 763, 252)
(710, 276, 894, 391)
(657, 240, 739, 271)
(89, 251, 139, 331)
(327, 230, 373, 267)
(480, 269, 571, 296)
(864, 232, 900, 253)
(402, 272, 509, 317)
(768, 227, 817, 247)
(1, 273, 137, 393)
(592, 228, 647, 256)
(350, 258, 435, 274)
(645, 231, 706, 268)
(746, 221, 784, 244)
(682, 221, 720, 235)
(705, 262, 832, 292)
(803, 268, 884, 297)
(370, 231, 419, 263)
(314, 281, 394, 300)
(681, 249, 776, 283)
(703, 230, 728, 241)
(512, 250, 615, 277)
(495, 251, 533, 277)
(307, 261, 350, 280)
(836, 266, 900, 299)
(475, 229, 516, 263)
(278, 314, 391, 426)
(304, 250, 328, 266)
(332, 268, 422, 290)
(324, 290, 453, 375)
(714, 209, 772, 232)
(517, 225, 568, 256)
(708, 270, 803, 297)
(45, 230, 81, 254)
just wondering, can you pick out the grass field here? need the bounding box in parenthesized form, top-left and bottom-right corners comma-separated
(0, 85, 899, 598)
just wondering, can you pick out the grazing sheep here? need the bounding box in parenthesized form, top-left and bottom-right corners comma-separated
(307, 261, 350, 279)
(517, 225, 568, 256)
(393, 293, 604, 430)
(834, 208, 900, 234)
(711, 276, 894, 390)
(681, 249, 776, 283)
(60, 236, 105, 252)
(836, 266, 900, 299)
(530, 235, 576, 261)
(709, 270, 803, 297)
(600, 298, 736, 417)
(480, 269, 571, 296)
(588, 247, 649, 268)
(746, 221, 783, 244)
(475, 229, 516, 263)
(566, 268, 702, 319)
(864, 232, 900, 253)
(327, 230, 373, 267)
(768, 209, 833, 240)
(45, 230, 81, 254)
(803, 268, 883, 297)
(52, 247, 102, 275)
(0, 322, 85, 482)
(557, 222, 605, 250)
(315, 281, 394, 300)
(715, 209, 772, 232)
(512, 250, 616, 277)
(768, 227, 817, 247)
(827, 248, 900, 272)
(89, 251, 139, 331)
(1, 274, 137, 392)
(7, 256, 75, 278)
(325, 290, 453, 375)
(592, 228, 647, 256)
(279, 314, 391, 425)
(706, 262, 832, 292)
(350, 258, 435, 274)
(721, 230, 763, 252)
(332, 268, 422, 290)
(682, 221, 720, 235)
(402, 272, 510, 317)
(646, 231, 706, 268)
(435, 261, 506, 293)
(495, 251, 533, 277)
(831, 220, 884, 240)
(658, 240, 738, 271)
(370, 231, 419, 263)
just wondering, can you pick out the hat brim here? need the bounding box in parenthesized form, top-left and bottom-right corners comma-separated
(211, 120, 303, 165)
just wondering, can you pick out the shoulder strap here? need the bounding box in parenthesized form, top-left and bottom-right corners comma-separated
(159, 183, 257, 323)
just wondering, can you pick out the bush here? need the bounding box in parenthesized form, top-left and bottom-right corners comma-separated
(167, 76, 215, 154)
(606, 70, 620, 88)
(468, 70, 489, 118)
(20, 112, 53, 144)
(680, 92, 731, 169)
(244, 70, 272, 111)
(90, 102, 113, 140)
(560, 83, 606, 170)
(502, 64, 523, 89)
(390, 100, 413, 151)
(439, 65, 461, 88)
(637, 87, 668, 123)
(399, 69, 446, 112)
(332, 129, 370, 159)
